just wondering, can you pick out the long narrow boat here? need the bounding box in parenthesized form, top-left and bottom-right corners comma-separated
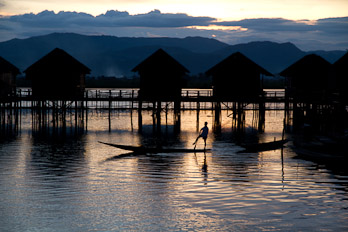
(99, 141, 210, 153)
(238, 139, 288, 153)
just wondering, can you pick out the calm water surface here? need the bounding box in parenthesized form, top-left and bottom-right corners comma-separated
(0, 109, 347, 231)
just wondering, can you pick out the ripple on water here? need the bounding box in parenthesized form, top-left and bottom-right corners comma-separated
(0, 111, 348, 231)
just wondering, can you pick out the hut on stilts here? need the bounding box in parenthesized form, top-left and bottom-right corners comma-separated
(24, 48, 90, 99)
(332, 52, 348, 132)
(132, 48, 189, 133)
(280, 54, 335, 134)
(280, 54, 332, 102)
(0, 56, 20, 99)
(333, 52, 348, 105)
(24, 48, 91, 134)
(205, 52, 273, 133)
(0, 57, 20, 135)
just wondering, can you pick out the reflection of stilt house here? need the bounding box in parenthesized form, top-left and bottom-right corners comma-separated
(333, 52, 348, 104)
(132, 49, 189, 101)
(280, 54, 332, 102)
(205, 52, 273, 101)
(0, 56, 20, 98)
(24, 48, 91, 98)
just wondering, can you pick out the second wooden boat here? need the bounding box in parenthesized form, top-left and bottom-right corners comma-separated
(238, 139, 288, 153)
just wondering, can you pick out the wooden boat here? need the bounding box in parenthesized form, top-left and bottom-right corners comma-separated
(99, 141, 210, 153)
(238, 139, 288, 153)
(292, 138, 347, 162)
(292, 146, 346, 161)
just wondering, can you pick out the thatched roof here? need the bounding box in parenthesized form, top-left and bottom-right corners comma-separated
(280, 54, 331, 77)
(206, 52, 273, 77)
(333, 51, 348, 69)
(0, 56, 20, 75)
(132, 48, 189, 74)
(24, 48, 91, 78)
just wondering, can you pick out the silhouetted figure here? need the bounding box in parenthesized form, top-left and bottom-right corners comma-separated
(193, 122, 209, 149)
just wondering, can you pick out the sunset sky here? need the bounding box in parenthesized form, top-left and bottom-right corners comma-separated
(1, 0, 347, 20)
(0, 0, 347, 50)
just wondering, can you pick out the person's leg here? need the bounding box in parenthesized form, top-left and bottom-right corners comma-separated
(193, 135, 201, 145)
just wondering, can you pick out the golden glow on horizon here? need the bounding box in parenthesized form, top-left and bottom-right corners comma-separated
(188, 25, 248, 31)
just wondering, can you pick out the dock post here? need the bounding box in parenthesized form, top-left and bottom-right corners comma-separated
(108, 92, 112, 132)
(75, 101, 78, 133)
(85, 91, 88, 131)
(131, 90, 134, 109)
(138, 97, 143, 133)
(174, 100, 181, 134)
(213, 101, 221, 134)
(233, 102, 236, 119)
(237, 102, 244, 132)
(157, 101, 161, 134)
(196, 95, 200, 132)
(258, 97, 265, 132)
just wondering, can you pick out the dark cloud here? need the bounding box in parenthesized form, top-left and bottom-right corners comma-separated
(216, 17, 348, 35)
(4, 9, 215, 28)
(96, 10, 215, 27)
(315, 17, 348, 35)
(9, 10, 95, 27)
(211, 17, 348, 50)
(217, 18, 313, 32)
(0, 10, 347, 51)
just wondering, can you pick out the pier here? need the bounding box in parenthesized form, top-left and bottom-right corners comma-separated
(12, 88, 286, 110)
(0, 88, 290, 136)
(2, 87, 345, 139)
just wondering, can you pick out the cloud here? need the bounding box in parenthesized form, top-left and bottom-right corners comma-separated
(216, 18, 314, 32)
(3, 9, 215, 28)
(216, 17, 348, 35)
(211, 17, 348, 50)
(97, 9, 215, 27)
(0, 10, 347, 51)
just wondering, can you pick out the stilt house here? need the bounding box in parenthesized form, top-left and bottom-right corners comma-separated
(205, 52, 272, 100)
(333, 52, 348, 103)
(280, 54, 332, 101)
(0, 56, 20, 97)
(132, 49, 189, 101)
(24, 48, 91, 98)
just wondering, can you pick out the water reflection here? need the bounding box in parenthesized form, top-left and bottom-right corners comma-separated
(29, 135, 87, 177)
(0, 108, 348, 231)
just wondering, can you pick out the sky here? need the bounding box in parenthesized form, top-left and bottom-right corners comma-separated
(0, 0, 347, 51)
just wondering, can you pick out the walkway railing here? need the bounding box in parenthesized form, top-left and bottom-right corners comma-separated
(14, 88, 284, 102)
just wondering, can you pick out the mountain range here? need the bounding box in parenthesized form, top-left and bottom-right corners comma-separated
(0, 33, 345, 77)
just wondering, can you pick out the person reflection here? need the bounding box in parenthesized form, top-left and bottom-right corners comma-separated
(202, 152, 208, 185)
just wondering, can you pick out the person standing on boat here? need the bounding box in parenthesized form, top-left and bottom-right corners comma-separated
(193, 122, 209, 149)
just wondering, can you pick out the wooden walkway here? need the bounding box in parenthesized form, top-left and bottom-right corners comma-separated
(12, 89, 285, 102)
(0, 89, 287, 110)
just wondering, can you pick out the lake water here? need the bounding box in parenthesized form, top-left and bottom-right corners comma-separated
(0, 108, 348, 231)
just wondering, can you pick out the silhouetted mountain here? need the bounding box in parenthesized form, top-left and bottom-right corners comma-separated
(212, 41, 305, 74)
(0, 33, 345, 76)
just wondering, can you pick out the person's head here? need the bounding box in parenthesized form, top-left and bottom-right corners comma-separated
(204, 122, 208, 126)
